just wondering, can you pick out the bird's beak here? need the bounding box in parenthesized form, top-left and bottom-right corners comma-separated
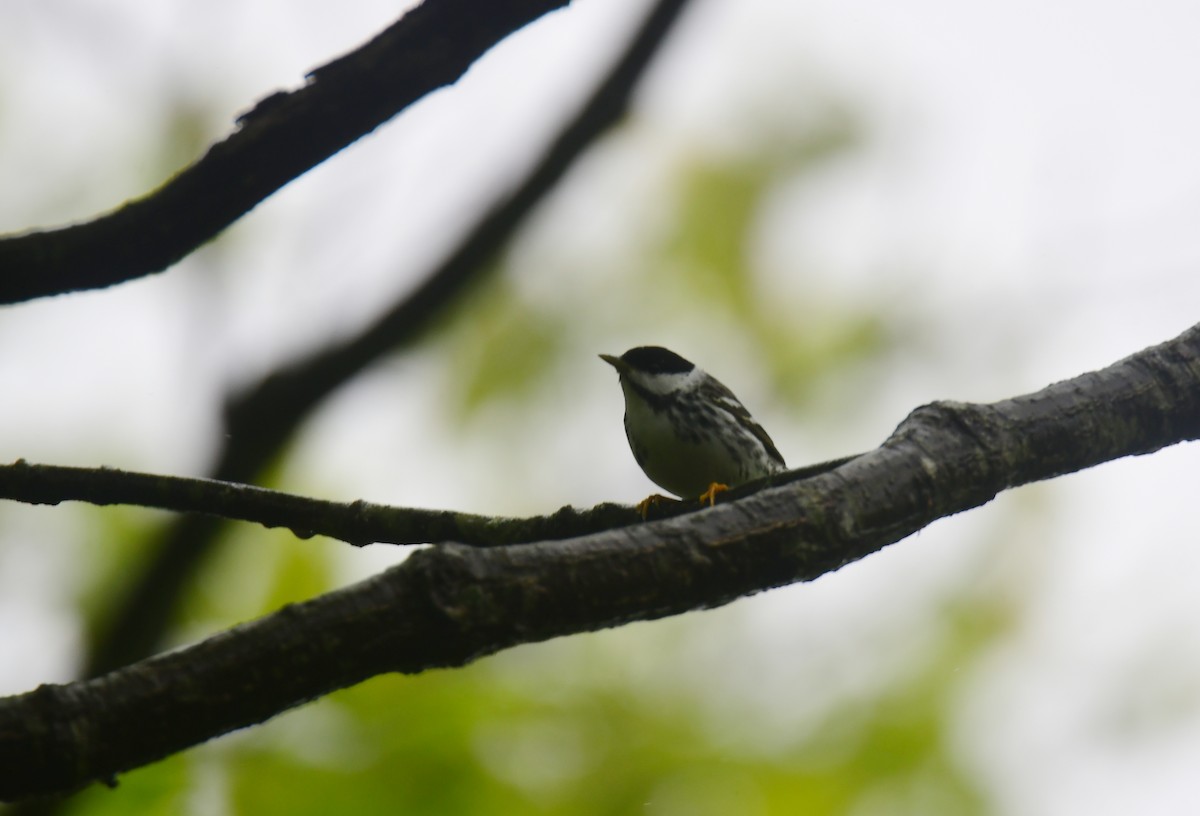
(599, 353, 626, 375)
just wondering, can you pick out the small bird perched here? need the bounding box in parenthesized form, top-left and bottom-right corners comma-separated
(600, 346, 786, 512)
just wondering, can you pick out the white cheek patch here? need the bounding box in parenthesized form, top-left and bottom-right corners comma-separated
(681, 368, 705, 390)
(633, 369, 695, 396)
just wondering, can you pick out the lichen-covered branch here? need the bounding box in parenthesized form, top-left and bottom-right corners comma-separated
(1, 323, 1197, 801)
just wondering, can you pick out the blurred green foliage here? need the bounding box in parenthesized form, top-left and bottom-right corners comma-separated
(440, 275, 568, 424)
(440, 104, 889, 426)
(661, 145, 890, 402)
(74, 507, 173, 644)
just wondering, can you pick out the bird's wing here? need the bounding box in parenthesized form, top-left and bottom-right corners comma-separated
(706, 379, 786, 468)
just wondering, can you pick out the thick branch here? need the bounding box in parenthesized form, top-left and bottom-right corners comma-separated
(2, 323, 1198, 801)
(0, 0, 574, 304)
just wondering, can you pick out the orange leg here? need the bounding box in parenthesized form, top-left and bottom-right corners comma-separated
(636, 493, 676, 519)
(697, 482, 730, 507)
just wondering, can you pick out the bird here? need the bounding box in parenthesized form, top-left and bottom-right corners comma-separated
(600, 346, 786, 513)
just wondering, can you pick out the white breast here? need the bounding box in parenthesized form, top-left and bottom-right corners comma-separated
(621, 379, 757, 498)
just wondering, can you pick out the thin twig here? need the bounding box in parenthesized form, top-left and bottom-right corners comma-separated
(0, 459, 637, 547)
(0, 454, 859, 547)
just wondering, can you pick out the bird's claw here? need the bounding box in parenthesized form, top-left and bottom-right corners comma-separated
(698, 482, 730, 507)
(636, 493, 677, 519)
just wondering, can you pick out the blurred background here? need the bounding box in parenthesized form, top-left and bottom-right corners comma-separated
(2, 0, 1200, 813)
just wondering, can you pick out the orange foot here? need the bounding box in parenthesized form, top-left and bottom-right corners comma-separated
(636, 493, 677, 519)
(697, 482, 730, 507)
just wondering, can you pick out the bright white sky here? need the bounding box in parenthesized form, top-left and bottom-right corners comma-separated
(2, 1, 1200, 812)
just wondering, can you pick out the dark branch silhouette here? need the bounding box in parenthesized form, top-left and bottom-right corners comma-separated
(79, 0, 696, 678)
(1, 322, 1197, 801)
(0, 460, 639, 547)
(0, 454, 858, 548)
(0, 0, 577, 304)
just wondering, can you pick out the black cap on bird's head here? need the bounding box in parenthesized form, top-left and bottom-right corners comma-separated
(599, 346, 695, 377)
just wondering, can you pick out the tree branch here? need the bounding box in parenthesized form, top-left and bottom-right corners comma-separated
(2, 323, 1198, 801)
(79, 0, 695, 678)
(0, 460, 638, 547)
(0, 454, 859, 548)
(0, 0, 574, 304)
